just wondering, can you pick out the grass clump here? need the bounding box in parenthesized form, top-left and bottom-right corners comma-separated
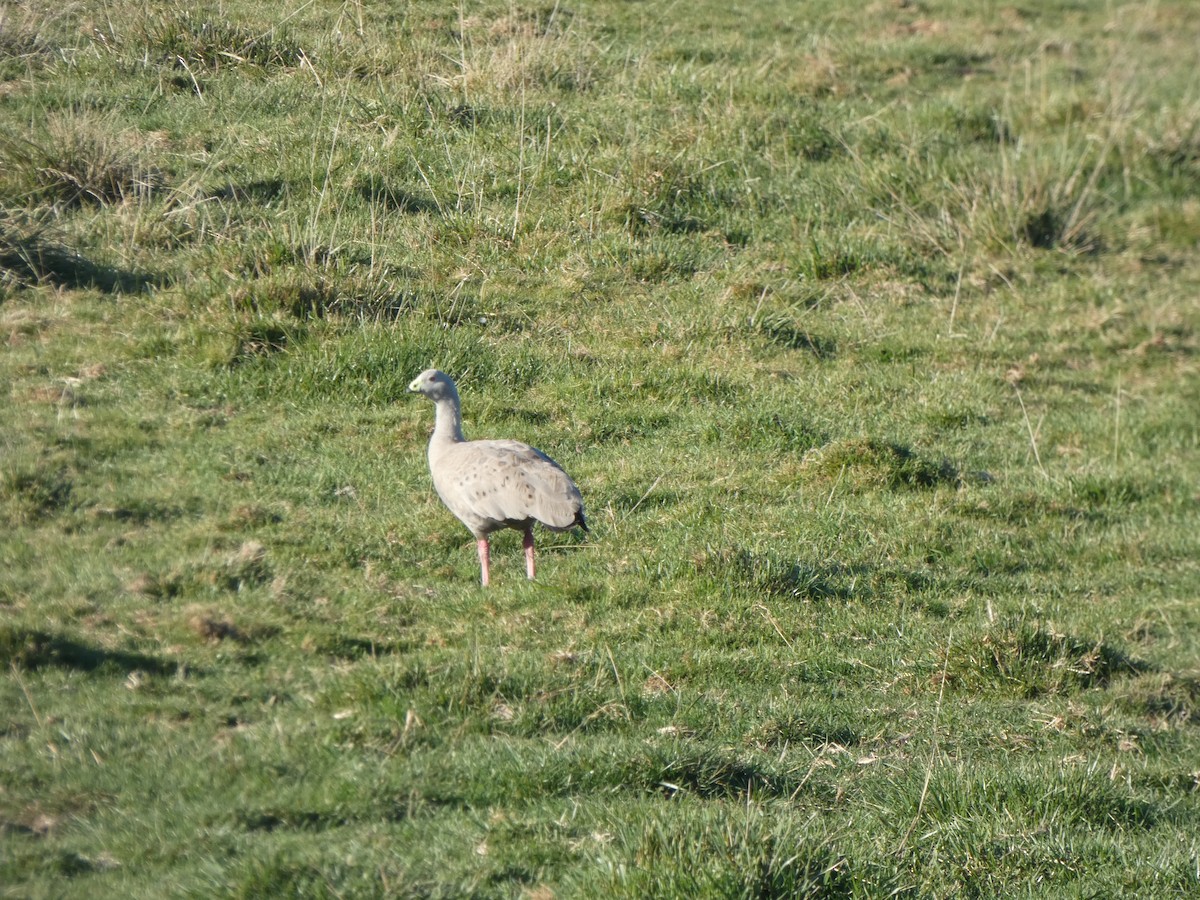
(608, 813, 855, 899)
(802, 437, 961, 490)
(0, 2, 65, 80)
(0, 463, 73, 523)
(0, 114, 163, 207)
(950, 619, 1149, 697)
(138, 12, 309, 71)
(230, 268, 424, 322)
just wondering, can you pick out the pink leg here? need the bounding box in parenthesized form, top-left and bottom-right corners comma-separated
(523, 529, 536, 580)
(476, 538, 491, 587)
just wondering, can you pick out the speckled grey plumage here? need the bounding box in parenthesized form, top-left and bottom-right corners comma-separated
(408, 369, 587, 584)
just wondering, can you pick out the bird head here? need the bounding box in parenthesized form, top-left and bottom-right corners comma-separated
(407, 369, 458, 403)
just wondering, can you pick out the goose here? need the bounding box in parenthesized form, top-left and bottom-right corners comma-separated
(408, 369, 587, 585)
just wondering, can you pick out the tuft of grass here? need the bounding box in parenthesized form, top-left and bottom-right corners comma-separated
(450, 5, 601, 95)
(606, 812, 856, 899)
(0, 114, 163, 207)
(138, 12, 309, 71)
(951, 619, 1149, 696)
(802, 437, 961, 490)
(0, 2, 61, 80)
(214, 540, 273, 592)
(0, 463, 73, 523)
(229, 269, 423, 322)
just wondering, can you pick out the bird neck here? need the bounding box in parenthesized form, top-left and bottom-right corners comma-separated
(432, 396, 465, 445)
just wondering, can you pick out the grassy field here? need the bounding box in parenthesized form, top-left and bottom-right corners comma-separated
(2, 0, 1199, 895)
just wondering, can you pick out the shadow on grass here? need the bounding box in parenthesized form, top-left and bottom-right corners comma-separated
(240, 809, 360, 832)
(1120, 673, 1200, 726)
(651, 749, 790, 799)
(355, 176, 440, 214)
(755, 316, 838, 359)
(701, 547, 941, 603)
(237, 793, 442, 833)
(213, 178, 288, 204)
(1, 224, 163, 294)
(306, 634, 412, 661)
(0, 626, 177, 676)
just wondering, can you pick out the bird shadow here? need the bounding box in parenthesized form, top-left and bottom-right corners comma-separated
(700, 548, 950, 607)
(1, 233, 164, 294)
(355, 176, 440, 214)
(1, 627, 179, 676)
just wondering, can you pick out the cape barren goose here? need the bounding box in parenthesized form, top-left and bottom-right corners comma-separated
(408, 369, 588, 585)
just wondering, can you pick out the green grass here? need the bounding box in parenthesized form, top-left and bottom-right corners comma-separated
(2, 0, 1199, 896)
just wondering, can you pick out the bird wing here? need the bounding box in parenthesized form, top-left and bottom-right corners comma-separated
(433, 439, 585, 533)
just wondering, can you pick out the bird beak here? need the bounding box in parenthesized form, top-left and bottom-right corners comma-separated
(407, 379, 420, 393)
